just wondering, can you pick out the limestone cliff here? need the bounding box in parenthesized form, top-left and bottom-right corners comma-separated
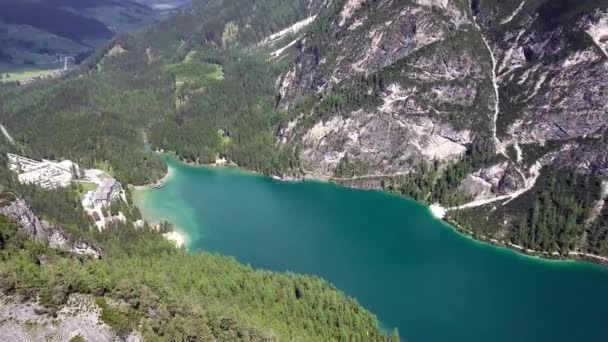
(0, 190, 101, 259)
(272, 0, 608, 253)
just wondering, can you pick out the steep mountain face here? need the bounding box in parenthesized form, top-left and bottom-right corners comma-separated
(278, 0, 491, 176)
(279, 0, 608, 177)
(276, 0, 608, 256)
(0, 294, 137, 342)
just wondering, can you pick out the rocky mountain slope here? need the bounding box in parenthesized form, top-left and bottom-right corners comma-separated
(0, 189, 101, 258)
(275, 0, 608, 258)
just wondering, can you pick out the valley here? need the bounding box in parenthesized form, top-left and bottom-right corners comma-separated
(0, 0, 172, 72)
(0, 0, 607, 340)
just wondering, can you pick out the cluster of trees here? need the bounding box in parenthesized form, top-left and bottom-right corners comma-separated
(587, 205, 608, 256)
(148, 51, 300, 175)
(0, 211, 396, 341)
(382, 158, 473, 208)
(453, 167, 607, 257)
(509, 171, 600, 254)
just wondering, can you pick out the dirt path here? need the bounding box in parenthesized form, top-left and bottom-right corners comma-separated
(450, 221, 608, 264)
(448, 160, 543, 211)
(500, 0, 526, 25)
(302, 169, 410, 181)
(0, 123, 15, 145)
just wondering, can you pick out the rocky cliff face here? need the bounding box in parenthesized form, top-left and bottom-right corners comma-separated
(272, 0, 608, 253)
(0, 294, 140, 342)
(0, 191, 101, 259)
(277, 0, 608, 183)
(278, 0, 492, 176)
(0, 196, 46, 242)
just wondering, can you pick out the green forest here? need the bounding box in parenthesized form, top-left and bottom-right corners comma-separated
(0, 0, 401, 339)
(0, 212, 394, 341)
(1, 0, 607, 339)
(0, 0, 321, 185)
(452, 168, 605, 257)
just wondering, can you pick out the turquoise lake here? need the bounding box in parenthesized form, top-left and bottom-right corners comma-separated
(135, 158, 608, 342)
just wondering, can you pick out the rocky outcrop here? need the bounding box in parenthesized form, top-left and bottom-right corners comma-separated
(278, 0, 491, 177)
(458, 162, 526, 201)
(0, 196, 46, 242)
(278, 0, 472, 111)
(552, 137, 608, 176)
(299, 112, 471, 176)
(494, 9, 608, 146)
(0, 191, 101, 259)
(48, 230, 102, 259)
(0, 294, 140, 342)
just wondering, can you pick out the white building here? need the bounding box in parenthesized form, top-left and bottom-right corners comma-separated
(82, 178, 122, 209)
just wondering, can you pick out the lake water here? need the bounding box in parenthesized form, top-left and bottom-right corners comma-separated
(135, 158, 608, 342)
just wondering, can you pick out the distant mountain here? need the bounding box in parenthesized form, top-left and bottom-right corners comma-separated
(0, 0, 160, 68)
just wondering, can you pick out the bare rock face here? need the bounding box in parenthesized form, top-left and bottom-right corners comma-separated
(552, 137, 608, 176)
(277, 0, 608, 185)
(0, 294, 140, 342)
(0, 191, 101, 259)
(458, 162, 526, 201)
(299, 111, 471, 176)
(278, 0, 472, 111)
(496, 9, 608, 145)
(0, 196, 45, 242)
(278, 0, 489, 177)
(458, 175, 494, 200)
(48, 229, 102, 259)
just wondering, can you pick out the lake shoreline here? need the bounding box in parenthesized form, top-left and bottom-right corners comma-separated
(134, 165, 175, 191)
(130, 158, 608, 341)
(444, 218, 608, 267)
(133, 156, 608, 268)
(131, 167, 190, 249)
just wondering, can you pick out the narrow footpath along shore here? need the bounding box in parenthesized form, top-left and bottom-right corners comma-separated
(427, 202, 608, 266)
(445, 215, 608, 267)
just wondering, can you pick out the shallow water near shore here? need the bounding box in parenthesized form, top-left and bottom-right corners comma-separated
(135, 158, 608, 342)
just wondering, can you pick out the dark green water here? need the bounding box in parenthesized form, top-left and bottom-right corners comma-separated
(135, 158, 608, 342)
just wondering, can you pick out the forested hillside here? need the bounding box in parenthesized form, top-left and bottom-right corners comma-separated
(0, 202, 391, 341)
(0, 133, 393, 340)
(0, 0, 159, 69)
(0, 0, 400, 340)
(1, 2, 608, 339)
(0, 0, 325, 184)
